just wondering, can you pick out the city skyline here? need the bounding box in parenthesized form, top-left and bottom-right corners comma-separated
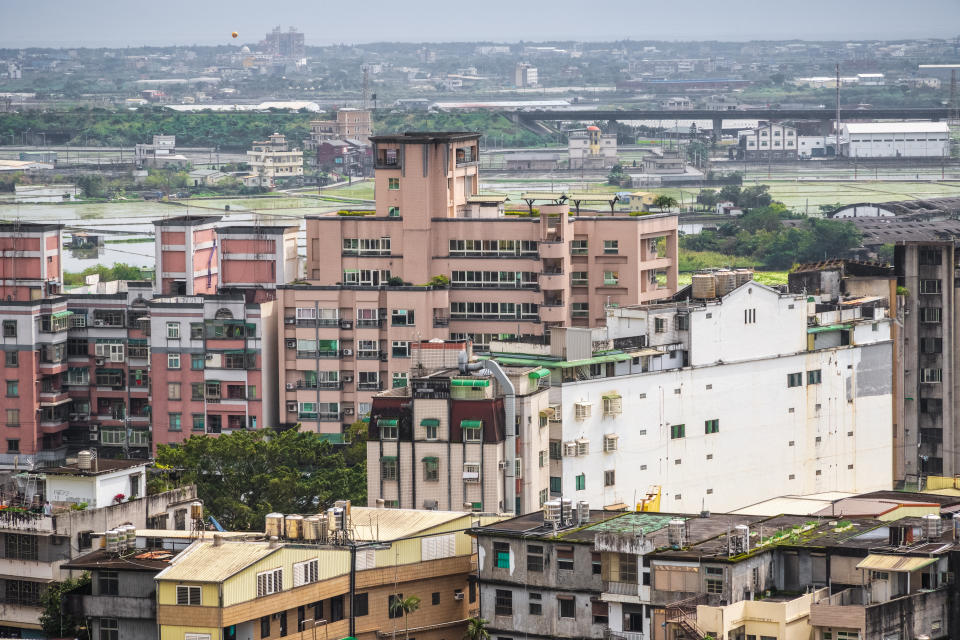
(2, 0, 960, 48)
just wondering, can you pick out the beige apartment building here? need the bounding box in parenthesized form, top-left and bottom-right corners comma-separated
(306, 108, 373, 145)
(277, 132, 678, 433)
(246, 133, 304, 188)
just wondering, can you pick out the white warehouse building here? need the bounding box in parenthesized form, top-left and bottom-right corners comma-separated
(489, 281, 894, 514)
(841, 121, 950, 158)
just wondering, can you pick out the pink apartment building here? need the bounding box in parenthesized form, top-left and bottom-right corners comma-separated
(278, 132, 678, 434)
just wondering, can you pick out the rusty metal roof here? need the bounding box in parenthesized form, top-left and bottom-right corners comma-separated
(856, 554, 937, 572)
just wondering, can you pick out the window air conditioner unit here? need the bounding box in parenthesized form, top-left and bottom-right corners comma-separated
(344, 408, 355, 416)
(340, 320, 353, 329)
(286, 401, 297, 412)
(89, 433, 98, 441)
(284, 317, 296, 325)
(454, 592, 464, 601)
(341, 348, 353, 356)
(286, 339, 296, 349)
(285, 383, 294, 390)
(205, 354, 214, 360)
(95, 357, 105, 366)
(498, 460, 506, 470)
(342, 374, 354, 382)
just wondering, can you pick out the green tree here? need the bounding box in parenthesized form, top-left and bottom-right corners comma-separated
(696, 189, 719, 208)
(76, 174, 106, 198)
(718, 184, 742, 205)
(463, 617, 491, 640)
(390, 594, 422, 640)
(653, 195, 679, 211)
(39, 574, 90, 638)
(154, 429, 366, 530)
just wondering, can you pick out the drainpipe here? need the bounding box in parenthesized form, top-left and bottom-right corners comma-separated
(459, 352, 516, 514)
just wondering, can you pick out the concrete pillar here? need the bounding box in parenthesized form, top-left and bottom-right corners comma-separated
(712, 117, 722, 143)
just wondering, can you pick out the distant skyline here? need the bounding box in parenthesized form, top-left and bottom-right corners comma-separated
(2, 0, 959, 48)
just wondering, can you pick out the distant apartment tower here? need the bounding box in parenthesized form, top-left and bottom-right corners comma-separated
(277, 131, 677, 436)
(246, 133, 303, 188)
(515, 63, 538, 87)
(0, 221, 62, 301)
(264, 25, 305, 59)
(307, 108, 373, 146)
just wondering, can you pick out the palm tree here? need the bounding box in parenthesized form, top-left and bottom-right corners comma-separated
(389, 594, 421, 640)
(463, 617, 490, 640)
(653, 195, 679, 211)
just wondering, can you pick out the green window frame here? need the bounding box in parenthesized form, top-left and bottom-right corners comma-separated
(575, 474, 586, 491)
(422, 457, 439, 481)
(388, 177, 399, 190)
(671, 424, 685, 439)
(807, 369, 822, 384)
(494, 542, 510, 568)
(705, 419, 719, 434)
(787, 372, 802, 387)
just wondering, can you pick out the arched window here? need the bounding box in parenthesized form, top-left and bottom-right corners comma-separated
(214, 308, 233, 320)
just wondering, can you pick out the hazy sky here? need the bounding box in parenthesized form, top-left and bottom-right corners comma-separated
(2, 0, 959, 48)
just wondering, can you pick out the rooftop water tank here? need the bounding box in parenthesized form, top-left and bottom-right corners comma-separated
(265, 513, 284, 539)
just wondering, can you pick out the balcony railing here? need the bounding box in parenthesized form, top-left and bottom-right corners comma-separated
(296, 350, 340, 359)
(603, 581, 639, 597)
(358, 382, 383, 391)
(356, 319, 384, 328)
(433, 317, 450, 328)
(356, 350, 382, 360)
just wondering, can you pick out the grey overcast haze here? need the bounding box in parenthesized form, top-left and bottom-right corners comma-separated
(2, 0, 959, 47)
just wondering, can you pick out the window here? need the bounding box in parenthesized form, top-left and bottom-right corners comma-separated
(571, 239, 588, 255)
(388, 206, 400, 217)
(575, 474, 586, 491)
(920, 248, 942, 265)
(603, 271, 619, 286)
(391, 309, 414, 326)
(256, 568, 283, 597)
(572, 302, 589, 318)
(6, 439, 18, 453)
(2, 321, 15, 338)
(166, 322, 180, 339)
(191, 414, 205, 432)
(99, 617, 120, 640)
(744, 308, 756, 324)
(176, 585, 201, 606)
(527, 545, 544, 572)
(380, 420, 398, 440)
(671, 424, 685, 439)
(5, 409, 18, 427)
(98, 570, 119, 596)
(787, 372, 803, 388)
(293, 559, 319, 587)
(571, 271, 588, 286)
(191, 354, 204, 370)
(529, 592, 542, 615)
(388, 177, 399, 190)
(921, 337, 942, 353)
(494, 542, 511, 568)
(388, 593, 404, 618)
(5, 381, 17, 397)
(920, 279, 942, 294)
(921, 307, 942, 324)
(354, 592, 368, 617)
(603, 240, 619, 255)
(168, 413, 182, 431)
(5, 352, 17, 368)
(330, 595, 344, 622)
(382, 457, 398, 480)
(495, 589, 513, 616)
(920, 368, 943, 383)
(423, 458, 439, 481)
(5, 534, 37, 560)
(655, 317, 666, 333)
(558, 596, 576, 618)
(604, 470, 615, 487)
(392, 340, 411, 357)
(393, 372, 408, 389)
(167, 353, 180, 369)
(705, 419, 719, 434)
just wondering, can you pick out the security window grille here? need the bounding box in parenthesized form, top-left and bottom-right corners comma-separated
(494, 542, 510, 568)
(787, 372, 803, 387)
(494, 589, 513, 616)
(921, 307, 942, 324)
(382, 458, 398, 480)
(671, 424, 686, 439)
(602, 395, 622, 416)
(655, 317, 666, 333)
(3, 580, 40, 606)
(920, 248, 943, 265)
(423, 459, 439, 481)
(100, 617, 119, 640)
(705, 419, 719, 434)
(176, 585, 201, 606)
(574, 402, 591, 420)
(920, 368, 943, 383)
(5, 534, 37, 560)
(529, 592, 542, 615)
(549, 441, 562, 460)
(604, 470, 615, 486)
(706, 578, 723, 594)
(558, 596, 576, 618)
(256, 568, 283, 597)
(99, 570, 119, 596)
(577, 439, 589, 456)
(920, 279, 942, 295)
(603, 434, 619, 452)
(527, 545, 544, 572)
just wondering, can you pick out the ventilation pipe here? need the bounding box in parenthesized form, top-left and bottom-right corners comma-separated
(459, 351, 516, 514)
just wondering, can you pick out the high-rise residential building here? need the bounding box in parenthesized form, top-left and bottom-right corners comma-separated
(0, 219, 291, 463)
(277, 131, 679, 435)
(515, 62, 539, 87)
(263, 25, 305, 59)
(306, 108, 373, 146)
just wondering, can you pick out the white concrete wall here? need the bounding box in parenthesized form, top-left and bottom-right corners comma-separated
(844, 129, 950, 158)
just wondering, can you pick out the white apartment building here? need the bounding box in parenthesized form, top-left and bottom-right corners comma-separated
(490, 281, 894, 515)
(737, 122, 798, 160)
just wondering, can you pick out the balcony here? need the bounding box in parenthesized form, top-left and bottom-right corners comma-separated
(68, 594, 154, 620)
(539, 240, 567, 259)
(603, 581, 640, 598)
(295, 380, 343, 391)
(319, 412, 342, 422)
(296, 350, 340, 360)
(356, 350, 382, 360)
(433, 317, 450, 328)
(358, 381, 384, 391)
(540, 304, 567, 323)
(540, 270, 567, 290)
(356, 319, 384, 328)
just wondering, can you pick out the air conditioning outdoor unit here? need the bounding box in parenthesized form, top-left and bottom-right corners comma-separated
(342, 375, 354, 382)
(453, 592, 464, 601)
(95, 357, 105, 366)
(286, 339, 296, 349)
(286, 401, 297, 412)
(284, 317, 296, 325)
(341, 349, 353, 356)
(285, 383, 294, 390)
(343, 408, 355, 416)
(340, 320, 353, 329)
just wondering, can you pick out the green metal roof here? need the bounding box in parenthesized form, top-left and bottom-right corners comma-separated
(378, 418, 398, 426)
(422, 456, 439, 463)
(528, 368, 550, 380)
(381, 456, 397, 462)
(807, 324, 852, 334)
(492, 352, 634, 369)
(51, 310, 74, 319)
(461, 419, 483, 429)
(452, 378, 490, 387)
(318, 433, 346, 444)
(420, 418, 440, 427)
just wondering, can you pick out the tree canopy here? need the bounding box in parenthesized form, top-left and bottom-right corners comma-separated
(153, 428, 367, 531)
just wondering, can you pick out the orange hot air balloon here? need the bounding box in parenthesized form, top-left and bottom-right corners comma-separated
(231, 31, 238, 39)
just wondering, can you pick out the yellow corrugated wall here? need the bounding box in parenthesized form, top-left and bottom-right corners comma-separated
(222, 547, 351, 607)
(157, 582, 220, 607)
(160, 626, 219, 640)
(925, 475, 960, 490)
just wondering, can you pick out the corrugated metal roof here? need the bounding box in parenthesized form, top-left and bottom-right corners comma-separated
(157, 541, 279, 583)
(856, 554, 937, 572)
(845, 122, 949, 134)
(348, 507, 470, 541)
(493, 352, 639, 369)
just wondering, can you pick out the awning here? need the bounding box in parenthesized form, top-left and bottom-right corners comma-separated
(51, 310, 74, 319)
(492, 352, 637, 369)
(856, 554, 938, 572)
(420, 418, 440, 427)
(808, 324, 852, 334)
(422, 456, 439, 463)
(381, 456, 397, 462)
(528, 368, 550, 380)
(602, 392, 622, 400)
(317, 339, 338, 350)
(39, 397, 72, 407)
(461, 419, 483, 429)
(378, 418, 398, 427)
(604, 503, 629, 511)
(452, 378, 490, 387)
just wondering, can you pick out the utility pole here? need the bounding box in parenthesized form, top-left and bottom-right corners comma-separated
(835, 63, 842, 159)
